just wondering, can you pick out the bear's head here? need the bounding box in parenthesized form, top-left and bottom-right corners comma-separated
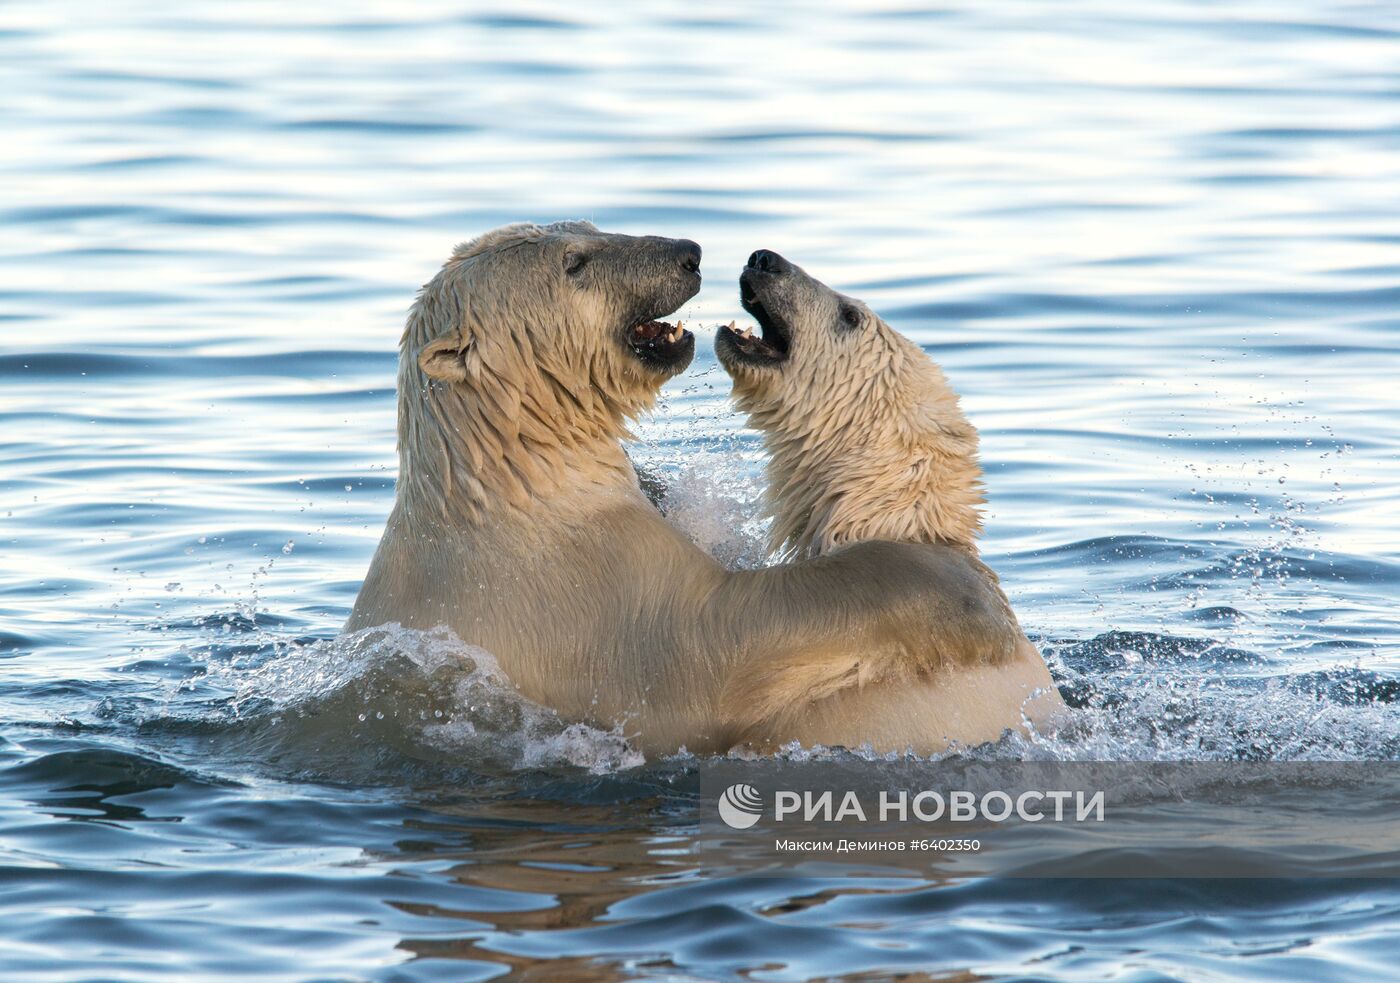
(715, 249, 984, 559)
(401, 221, 701, 519)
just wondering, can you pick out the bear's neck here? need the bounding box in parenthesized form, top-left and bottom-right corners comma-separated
(755, 346, 985, 560)
(395, 366, 641, 528)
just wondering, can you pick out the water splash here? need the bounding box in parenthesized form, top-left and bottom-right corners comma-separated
(1015, 631, 1400, 762)
(642, 447, 773, 569)
(163, 624, 643, 778)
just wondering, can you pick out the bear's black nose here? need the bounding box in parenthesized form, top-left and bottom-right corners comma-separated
(747, 249, 789, 274)
(675, 239, 702, 275)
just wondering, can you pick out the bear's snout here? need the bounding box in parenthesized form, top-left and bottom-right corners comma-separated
(674, 238, 702, 276)
(746, 249, 791, 275)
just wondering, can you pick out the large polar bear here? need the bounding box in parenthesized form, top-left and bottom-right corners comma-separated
(349, 221, 1032, 755)
(715, 249, 1065, 745)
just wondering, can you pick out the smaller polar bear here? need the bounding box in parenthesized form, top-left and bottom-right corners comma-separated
(715, 248, 1065, 745)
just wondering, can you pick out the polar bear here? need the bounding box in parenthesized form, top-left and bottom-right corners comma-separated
(715, 248, 1065, 746)
(348, 222, 1032, 756)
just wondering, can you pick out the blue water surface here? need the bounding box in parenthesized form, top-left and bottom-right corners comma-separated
(2, 1, 1399, 979)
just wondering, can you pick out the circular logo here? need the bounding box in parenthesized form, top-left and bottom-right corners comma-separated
(717, 783, 764, 829)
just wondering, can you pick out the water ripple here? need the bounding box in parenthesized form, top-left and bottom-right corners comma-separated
(2, 0, 1398, 978)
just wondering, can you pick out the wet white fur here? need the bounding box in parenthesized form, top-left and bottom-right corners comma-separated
(719, 259, 1066, 741)
(350, 224, 1044, 755)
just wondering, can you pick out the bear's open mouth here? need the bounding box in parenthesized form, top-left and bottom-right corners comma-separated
(626, 318, 695, 371)
(717, 291, 791, 368)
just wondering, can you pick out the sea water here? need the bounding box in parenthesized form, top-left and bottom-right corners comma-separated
(2, 2, 1398, 979)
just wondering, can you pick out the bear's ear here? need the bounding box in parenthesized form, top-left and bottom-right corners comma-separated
(419, 334, 475, 383)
